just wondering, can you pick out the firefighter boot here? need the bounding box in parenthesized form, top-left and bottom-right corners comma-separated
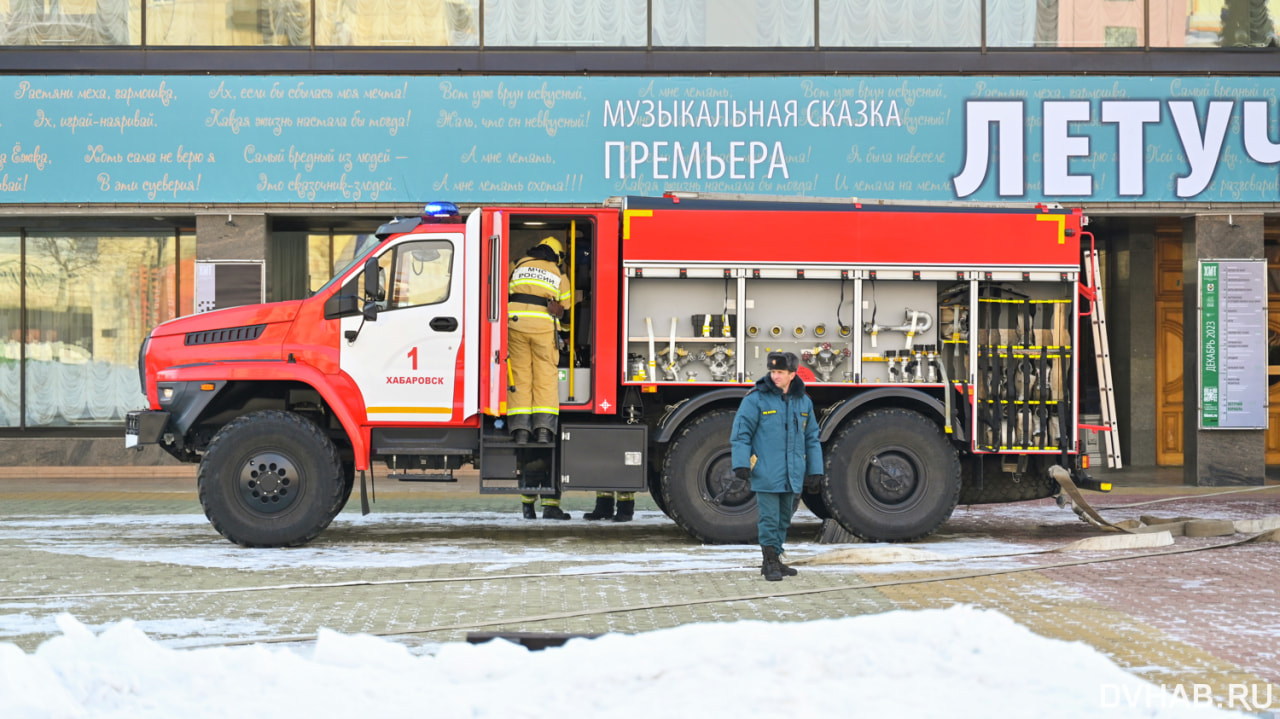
(612, 497, 635, 523)
(761, 546, 783, 582)
(583, 493, 614, 521)
(534, 427, 554, 444)
(542, 498, 571, 520)
(512, 429, 531, 445)
(521, 497, 538, 520)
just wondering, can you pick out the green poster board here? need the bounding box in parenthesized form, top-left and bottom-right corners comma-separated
(1199, 260, 1267, 430)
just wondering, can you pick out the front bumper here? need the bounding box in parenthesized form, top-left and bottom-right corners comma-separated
(125, 410, 170, 448)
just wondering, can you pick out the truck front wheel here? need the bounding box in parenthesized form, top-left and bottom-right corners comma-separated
(661, 409, 757, 544)
(198, 410, 345, 547)
(823, 408, 961, 542)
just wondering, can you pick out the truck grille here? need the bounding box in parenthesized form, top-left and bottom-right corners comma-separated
(184, 324, 267, 346)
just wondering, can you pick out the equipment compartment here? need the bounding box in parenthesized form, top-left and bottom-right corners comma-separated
(741, 278, 853, 383)
(857, 279, 940, 384)
(625, 276, 739, 383)
(971, 281, 1075, 453)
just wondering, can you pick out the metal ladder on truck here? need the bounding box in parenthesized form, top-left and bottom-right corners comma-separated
(1082, 248, 1122, 469)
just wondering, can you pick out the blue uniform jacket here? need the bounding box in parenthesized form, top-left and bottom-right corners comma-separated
(730, 374, 824, 493)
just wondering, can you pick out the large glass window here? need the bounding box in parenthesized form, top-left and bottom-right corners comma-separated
(655, 0, 814, 46)
(308, 231, 372, 294)
(483, 0, 644, 46)
(19, 232, 188, 427)
(0, 235, 17, 426)
(147, 0, 311, 46)
(1175, 0, 1279, 48)
(1031, 0, 1143, 47)
(1, 0, 140, 45)
(315, 0, 477, 45)
(820, 0, 978, 47)
(4, 0, 1280, 48)
(984, 0, 1054, 47)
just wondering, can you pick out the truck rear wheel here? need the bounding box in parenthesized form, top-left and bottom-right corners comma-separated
(646, 454, 670, 517)
(198, 410, 345, 547)
(800, 487, 831, 519)
(661, 409, 757, 544)
(823, 408, 961, 542)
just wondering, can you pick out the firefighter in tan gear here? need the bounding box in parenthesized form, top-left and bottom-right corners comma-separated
(508, 236, 573, 519)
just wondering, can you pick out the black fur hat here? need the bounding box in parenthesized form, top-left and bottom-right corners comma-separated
(766, 351, 799, 372)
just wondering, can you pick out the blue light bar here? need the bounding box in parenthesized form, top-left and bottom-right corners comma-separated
(423, 201, 461, 219)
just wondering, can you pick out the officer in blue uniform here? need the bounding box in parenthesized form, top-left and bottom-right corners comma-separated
(731, 351, 824, 581)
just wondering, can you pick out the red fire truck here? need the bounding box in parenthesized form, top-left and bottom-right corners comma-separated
(127, 195, 1103, 547)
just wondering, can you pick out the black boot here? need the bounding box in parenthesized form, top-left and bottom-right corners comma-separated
(761, 546, 783, 582)
(534, 427, 554, 444)
(512, 429, 531, 445)
(521, 502, 537, 519)
(776, 552, 798, 577)
(543, 504, 571, 520)
(583, 495, 614, 521)
(612, 499, 634, 523)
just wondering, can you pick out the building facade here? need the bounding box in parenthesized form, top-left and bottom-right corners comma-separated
(1, 0, 1278, 480)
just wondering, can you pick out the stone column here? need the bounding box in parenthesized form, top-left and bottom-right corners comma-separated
(1181, 213, 1265, 487)
(1108, 219, 1157, 467)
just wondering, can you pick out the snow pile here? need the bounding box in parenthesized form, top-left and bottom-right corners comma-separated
(0, 606, 1232, 718)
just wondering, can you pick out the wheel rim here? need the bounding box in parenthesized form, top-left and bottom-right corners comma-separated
(859, 447, 924, 510)
(701, 451, 754, 515)
(239, 451, 301, 514)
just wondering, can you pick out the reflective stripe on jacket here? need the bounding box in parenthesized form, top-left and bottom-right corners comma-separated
(508, 257, 569, 333)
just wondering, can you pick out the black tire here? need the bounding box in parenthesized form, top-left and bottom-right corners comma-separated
(332, 461, 356, 517)
(800, 487, 831, 519)
(646, 452, 670, 517)
(198, 410, 345, 547)
(660, 409, 757, 544)
(823, 408, 961, 542)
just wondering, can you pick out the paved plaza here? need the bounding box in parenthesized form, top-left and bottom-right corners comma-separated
(1, 467, 1277, 714)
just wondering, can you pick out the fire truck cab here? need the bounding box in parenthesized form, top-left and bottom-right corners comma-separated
(128, 195, 1098, 547)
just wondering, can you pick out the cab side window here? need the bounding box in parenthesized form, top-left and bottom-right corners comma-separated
(390, 240, 453, 310)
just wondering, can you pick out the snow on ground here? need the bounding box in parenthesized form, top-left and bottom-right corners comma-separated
(0, 509, 1063, 574)
(0, 606, 1236, 719)
(0, 511, 759, 573)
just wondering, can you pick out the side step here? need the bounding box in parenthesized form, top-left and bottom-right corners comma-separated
(478, 418, 559, 495)
(388, 470, 457, 482)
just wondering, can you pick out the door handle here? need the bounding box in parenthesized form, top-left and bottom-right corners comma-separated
(429, 316, 458, 332)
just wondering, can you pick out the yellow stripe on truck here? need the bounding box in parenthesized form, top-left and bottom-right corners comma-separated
(367, 406, 453, 414)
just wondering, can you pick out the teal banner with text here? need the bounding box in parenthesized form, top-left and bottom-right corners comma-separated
(1, 75, 1279, 204)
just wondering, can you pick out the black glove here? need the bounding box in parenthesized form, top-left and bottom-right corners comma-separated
(804, 474, 823, 493)
(733, 467, 751, 481)
(546, 302, 565, 319)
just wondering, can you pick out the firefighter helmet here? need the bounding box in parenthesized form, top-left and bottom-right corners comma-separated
(536, 236, 564, 261)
